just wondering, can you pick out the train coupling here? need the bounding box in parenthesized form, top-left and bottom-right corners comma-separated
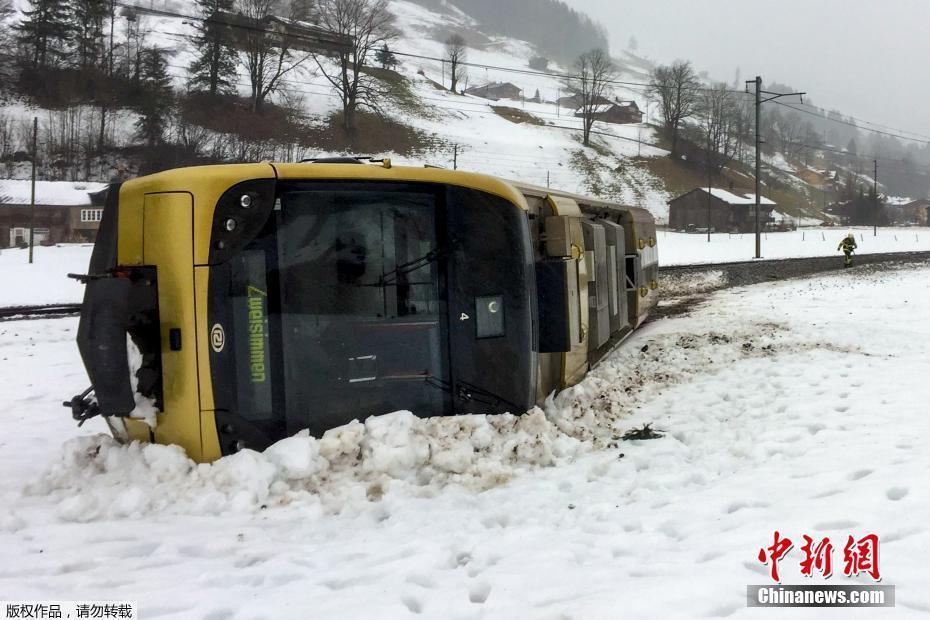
(63, 386, 101, 427)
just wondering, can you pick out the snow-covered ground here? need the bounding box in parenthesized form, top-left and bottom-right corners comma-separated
(2, 263, 929, 618)
(660, 226, 930, 265)
(0, 244, 93, 306)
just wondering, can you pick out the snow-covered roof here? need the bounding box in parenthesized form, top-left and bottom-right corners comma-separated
(575, 102, 643, 115)
(698, 187, 776, 205)
(0, 180, 108, 207)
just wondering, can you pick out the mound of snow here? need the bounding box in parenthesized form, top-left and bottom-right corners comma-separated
(25, 408, 585, 521)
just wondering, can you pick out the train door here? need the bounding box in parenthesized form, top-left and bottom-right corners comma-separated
(142, 193, 202, 457)
(544, 195, 589, 387)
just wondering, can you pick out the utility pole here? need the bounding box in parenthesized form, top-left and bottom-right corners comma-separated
(453, 144, 458, 170)
(752, 76, 761, 258)
(746, 76, 805, 259)
(707, 147, 713, 243)
(873, 159, 878, 236)
(28, 117, 37, 265)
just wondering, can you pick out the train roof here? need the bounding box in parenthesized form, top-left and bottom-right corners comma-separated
(122, 161, 653, 223)
(508, 178, 654, 222)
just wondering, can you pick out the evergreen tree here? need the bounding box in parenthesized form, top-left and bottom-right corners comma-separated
(187, 0, 238, 96)
(73, 0, 108, 69)
(135, 47, 174, 146)
(14, 0, 73, 69)
(375, 43, 396, 70)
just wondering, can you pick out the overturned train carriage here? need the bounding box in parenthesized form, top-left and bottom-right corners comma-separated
(69, 162, 658, 462)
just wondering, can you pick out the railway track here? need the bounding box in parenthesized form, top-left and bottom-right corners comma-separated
(658, 250, 930, 287)
(653, 250, 930, 320)
(2, 251, 929, 322)
(0, 303, 82, 321)
(659, 249, 930, 274)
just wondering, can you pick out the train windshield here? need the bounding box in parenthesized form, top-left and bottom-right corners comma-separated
(210, 183, 451, 445)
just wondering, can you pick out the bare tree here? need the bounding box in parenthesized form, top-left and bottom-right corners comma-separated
(0, 0, 15, 51)
(444, 34, 466, 92)
(649, 60, 700, 158)
(314, 0, 396, 131)
(772, 110, 806, 161)
(238, 0, 310, 111)
(698, 82, 737, 174)
(569, 48, 615, 146)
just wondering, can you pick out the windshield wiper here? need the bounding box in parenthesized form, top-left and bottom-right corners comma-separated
(425, 376, 522, 413)
(368, 236, 460, 288)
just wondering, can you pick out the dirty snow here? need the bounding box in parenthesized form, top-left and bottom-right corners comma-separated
(1, 264, 929, 617)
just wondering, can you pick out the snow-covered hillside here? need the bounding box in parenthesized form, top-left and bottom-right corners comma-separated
(1, 0, 677, 219)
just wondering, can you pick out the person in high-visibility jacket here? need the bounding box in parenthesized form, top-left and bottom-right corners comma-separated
(838, 232, 858, 268)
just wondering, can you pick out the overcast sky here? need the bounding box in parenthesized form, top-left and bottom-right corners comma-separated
(564, 0, 930, 140)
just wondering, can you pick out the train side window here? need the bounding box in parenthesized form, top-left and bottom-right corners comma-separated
(625, 255, 637, 289)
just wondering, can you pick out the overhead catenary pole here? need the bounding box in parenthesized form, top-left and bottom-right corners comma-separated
(453, 143, 458, 170)
(873, 159, 878, 236)
(753, 76, 761, 258)
(746, 76, 805, 259)
(707, 146, 713, 243)
(28, 116, 37, 265)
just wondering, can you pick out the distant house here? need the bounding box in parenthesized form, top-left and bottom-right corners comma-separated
(206, 11, 352, 55)
(901, 199, 930, 225)
(0, 180, 108, 248)
(573, 100, 643, 125)
(557, 93, 612, 109)
(465, 82, 522, 101)
(669, 187, 777, 233)
(885, 198, 930, 226)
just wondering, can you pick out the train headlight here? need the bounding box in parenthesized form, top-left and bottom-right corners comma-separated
(649, 280, 658, 290)
(210, 179, 276, 265)
(638, 238, 646, 250)
(639, 286, 648, 297)
(648, 236, 656, 247)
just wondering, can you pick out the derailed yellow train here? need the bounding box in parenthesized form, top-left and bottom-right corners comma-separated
(67, 160, 658, 462)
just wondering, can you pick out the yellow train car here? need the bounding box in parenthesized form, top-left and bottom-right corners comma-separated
(67, 159, 658, 462)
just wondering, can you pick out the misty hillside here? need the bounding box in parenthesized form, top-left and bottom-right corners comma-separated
(407, 0, 608, 64)
(3, 0, 918, 225)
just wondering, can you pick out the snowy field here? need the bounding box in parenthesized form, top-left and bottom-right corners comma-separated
(0, 244, 93, 306)
(660, 226, 930, 265)
(1, 263, 929, 618)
